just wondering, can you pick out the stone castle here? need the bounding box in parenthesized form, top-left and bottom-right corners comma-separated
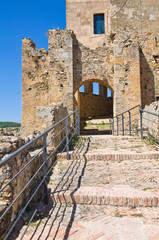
(22, 0, 159, 136)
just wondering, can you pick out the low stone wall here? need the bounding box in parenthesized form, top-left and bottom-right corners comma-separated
(143, 101, 159, 140)
(0, 134, 55, 239)
(21, 103, 68, 145)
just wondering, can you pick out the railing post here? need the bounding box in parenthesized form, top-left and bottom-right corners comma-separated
(66, 117, 69, 160)
(140, 107, 143, 139)
(112, 118, 114, 135)
(109, 119, 112, 133)
(122, 114, 124, 136)
(117, 117, 119, 136)
(129, 111, 131, 136)
(76, 106, 80, 136)
(43, 134, 48, 204)
(78, 110, 80, 136)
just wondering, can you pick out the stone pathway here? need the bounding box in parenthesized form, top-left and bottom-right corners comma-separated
(12, 135, 159, 240)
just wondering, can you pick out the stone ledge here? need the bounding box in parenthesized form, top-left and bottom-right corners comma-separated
(51, 186, 159, 208)
(58, 152, 159, 161)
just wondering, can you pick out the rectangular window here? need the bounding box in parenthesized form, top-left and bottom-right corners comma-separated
(107, 88, 112, 98)
(94, 14, 105, 34)
(79, 85, 84, 93)
(93, 82, 99, 95)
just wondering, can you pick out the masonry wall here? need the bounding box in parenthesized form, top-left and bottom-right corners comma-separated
(113, 27, 159, 107)
(114, 43, 141, 115)
(111, 0, 159, 34)
(66, 0, 159, 49)
(73, 38, 114, 91)
(22, 27, 159, 135)
(22, 39, 50, 136)
(79, 92, 113, 120)
(0, 135, 56, 239)
(22, 30, 74, 136)
(143, 101, 159, 140)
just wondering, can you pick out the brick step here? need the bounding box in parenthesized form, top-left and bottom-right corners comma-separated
(59, 152, 159, 161)
(52, 186, 159, 208)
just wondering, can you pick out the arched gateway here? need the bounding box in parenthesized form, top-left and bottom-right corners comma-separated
(74, 79, 113, 133)
(74, 79, 113, 119)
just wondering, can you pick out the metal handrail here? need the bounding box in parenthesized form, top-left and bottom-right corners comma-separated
(112, 104, 140, 119)
(0, 110, 77, 167)
(140, 108, 159, 117)
(0, 106, 80, 240)
(111, 104, 159, 142)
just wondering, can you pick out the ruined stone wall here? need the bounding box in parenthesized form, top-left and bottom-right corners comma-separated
(22, 30, 74, 137)
(22, 38, 49, 136)
(114, 42, 141, 115)
(73, 32, 142, 116)
(139, 36, 159, 107)
(22, 27, 159, 134)
(48, 30, 74, 113)
(112, 27, 159, 108)
(73, 38, 114, 91)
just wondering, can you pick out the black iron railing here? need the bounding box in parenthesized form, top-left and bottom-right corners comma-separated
(0, 107, 80, 240)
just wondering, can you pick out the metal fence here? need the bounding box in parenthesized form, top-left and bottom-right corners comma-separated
(0, 107, 80, 240)
(111, 104, 159, 142)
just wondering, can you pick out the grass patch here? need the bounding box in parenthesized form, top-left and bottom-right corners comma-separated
(143, 187, 152, 191)
(85, 122, 110, 130)
(131, 213, 143, 217)
(115, 212, 123, 218)
(69, 135, 81, 150)
(145, 137, 157, 146)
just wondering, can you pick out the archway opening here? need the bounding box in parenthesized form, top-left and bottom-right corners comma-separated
(74, 79, 113, 135)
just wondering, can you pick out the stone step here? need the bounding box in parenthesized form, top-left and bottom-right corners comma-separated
(52, 186, 159, 208)
(59, 151, 159, 161)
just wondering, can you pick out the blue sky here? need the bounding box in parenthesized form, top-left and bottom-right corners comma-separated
(0, 0, 66, 122)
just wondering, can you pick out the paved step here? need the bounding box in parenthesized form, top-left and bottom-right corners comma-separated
(59, 135, 159, 160)
(52, 186, 159, 208)
(13, 135, 159, 239)
(59, 151, 159, 161)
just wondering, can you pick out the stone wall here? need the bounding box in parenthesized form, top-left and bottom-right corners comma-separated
(22, 30, 74, 137)
(22, 38, 49, 136)
(73, 39, 114, 91)
(113, 27, 159, 108)
(22, 26, 159, 134)
(114, 43, 141, 115)
(78, 83, 113, 119)
(0, 134, 56, 239)
(143, 101, 159, 140)
(111, 0, 159, 35)
(66, 0, 159, 49)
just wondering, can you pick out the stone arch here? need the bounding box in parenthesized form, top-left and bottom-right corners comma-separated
(74, 79, 114, 126)
(74, 78, 114, 95)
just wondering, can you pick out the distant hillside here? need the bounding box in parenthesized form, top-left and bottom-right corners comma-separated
(0, 122, 21, 128)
